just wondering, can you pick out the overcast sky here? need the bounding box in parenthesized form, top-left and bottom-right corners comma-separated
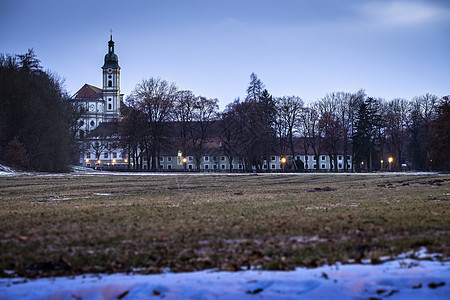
(1, 0, 449, 109)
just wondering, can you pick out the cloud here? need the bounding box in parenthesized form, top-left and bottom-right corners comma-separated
(358, 0, 450, 27)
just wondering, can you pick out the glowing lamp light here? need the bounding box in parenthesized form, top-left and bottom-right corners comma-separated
(281, 157, 287, 164)
(124, 159, 128, 163)
(183, 157, 187, 163)
(112, 159, 116, 164)
(85, 159, 89, 163)
(97, 160, 101, 164)
(388, 157, 393, 163)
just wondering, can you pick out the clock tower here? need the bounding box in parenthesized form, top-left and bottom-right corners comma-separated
(102, 34, 122, 121)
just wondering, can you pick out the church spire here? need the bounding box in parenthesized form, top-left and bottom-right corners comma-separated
(108, 30, 115, 54)
(103, 32, 119, 69)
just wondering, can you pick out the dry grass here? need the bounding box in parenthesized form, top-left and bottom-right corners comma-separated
(0, 173, 449, 277)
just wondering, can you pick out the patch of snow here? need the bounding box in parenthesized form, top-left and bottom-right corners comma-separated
(94, 193, 113, 196)
(0, 258, 448, 299)
(0, 164, 13, 173)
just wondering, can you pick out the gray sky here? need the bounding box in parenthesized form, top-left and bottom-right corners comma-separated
(1, 0, 449, 109)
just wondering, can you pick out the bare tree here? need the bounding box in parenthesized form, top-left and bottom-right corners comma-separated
(127, 77, 177, 169)
(409, 93, 439, 169)
(276, 96, 304, 168)
(384, 98, 409, 170)
(174, 90, 196, 158)
(298, 104, 322, 171)
(189, 96, 219, 170)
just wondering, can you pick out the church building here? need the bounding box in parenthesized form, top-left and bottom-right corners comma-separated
(72, 35, 125, 167)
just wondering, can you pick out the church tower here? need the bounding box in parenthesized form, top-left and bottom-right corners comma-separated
(102, 34, 122, 121)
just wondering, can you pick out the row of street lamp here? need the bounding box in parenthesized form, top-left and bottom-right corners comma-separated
(379, 156, 394, 171)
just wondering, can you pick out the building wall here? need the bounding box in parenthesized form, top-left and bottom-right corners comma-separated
(82, 150, 353, 172)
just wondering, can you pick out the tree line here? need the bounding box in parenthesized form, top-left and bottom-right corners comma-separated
(0, 50, 79, 172)
(120, 73, 449, 172)
(0, 50, 448, 172)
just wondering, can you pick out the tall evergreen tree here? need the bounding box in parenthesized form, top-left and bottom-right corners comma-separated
(427, 97, 450, 171)
(245, 73, 264, 102)
(352, 98, 383, 171)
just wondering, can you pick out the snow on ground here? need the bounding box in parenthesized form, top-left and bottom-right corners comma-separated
(0, 163, 14, 176)
(0, 163, 444, 177)
(1, 258, 448, 300)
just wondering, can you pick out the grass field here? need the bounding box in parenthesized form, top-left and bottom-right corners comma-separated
(0, 172, 449, 278)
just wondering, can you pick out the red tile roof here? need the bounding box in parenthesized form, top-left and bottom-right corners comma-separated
(72, 84, 103, 99)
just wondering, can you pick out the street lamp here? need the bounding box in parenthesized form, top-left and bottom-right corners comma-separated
(380, 159, 384, 171)
(388, 156, 393, 171)
(281, 157, 286, 171)
(183, 157, 187, 171)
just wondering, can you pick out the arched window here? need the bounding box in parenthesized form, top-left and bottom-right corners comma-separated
(108, 104, 112, 109)
(90, 120, 95, 127)
(108, 80, 112, 87)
